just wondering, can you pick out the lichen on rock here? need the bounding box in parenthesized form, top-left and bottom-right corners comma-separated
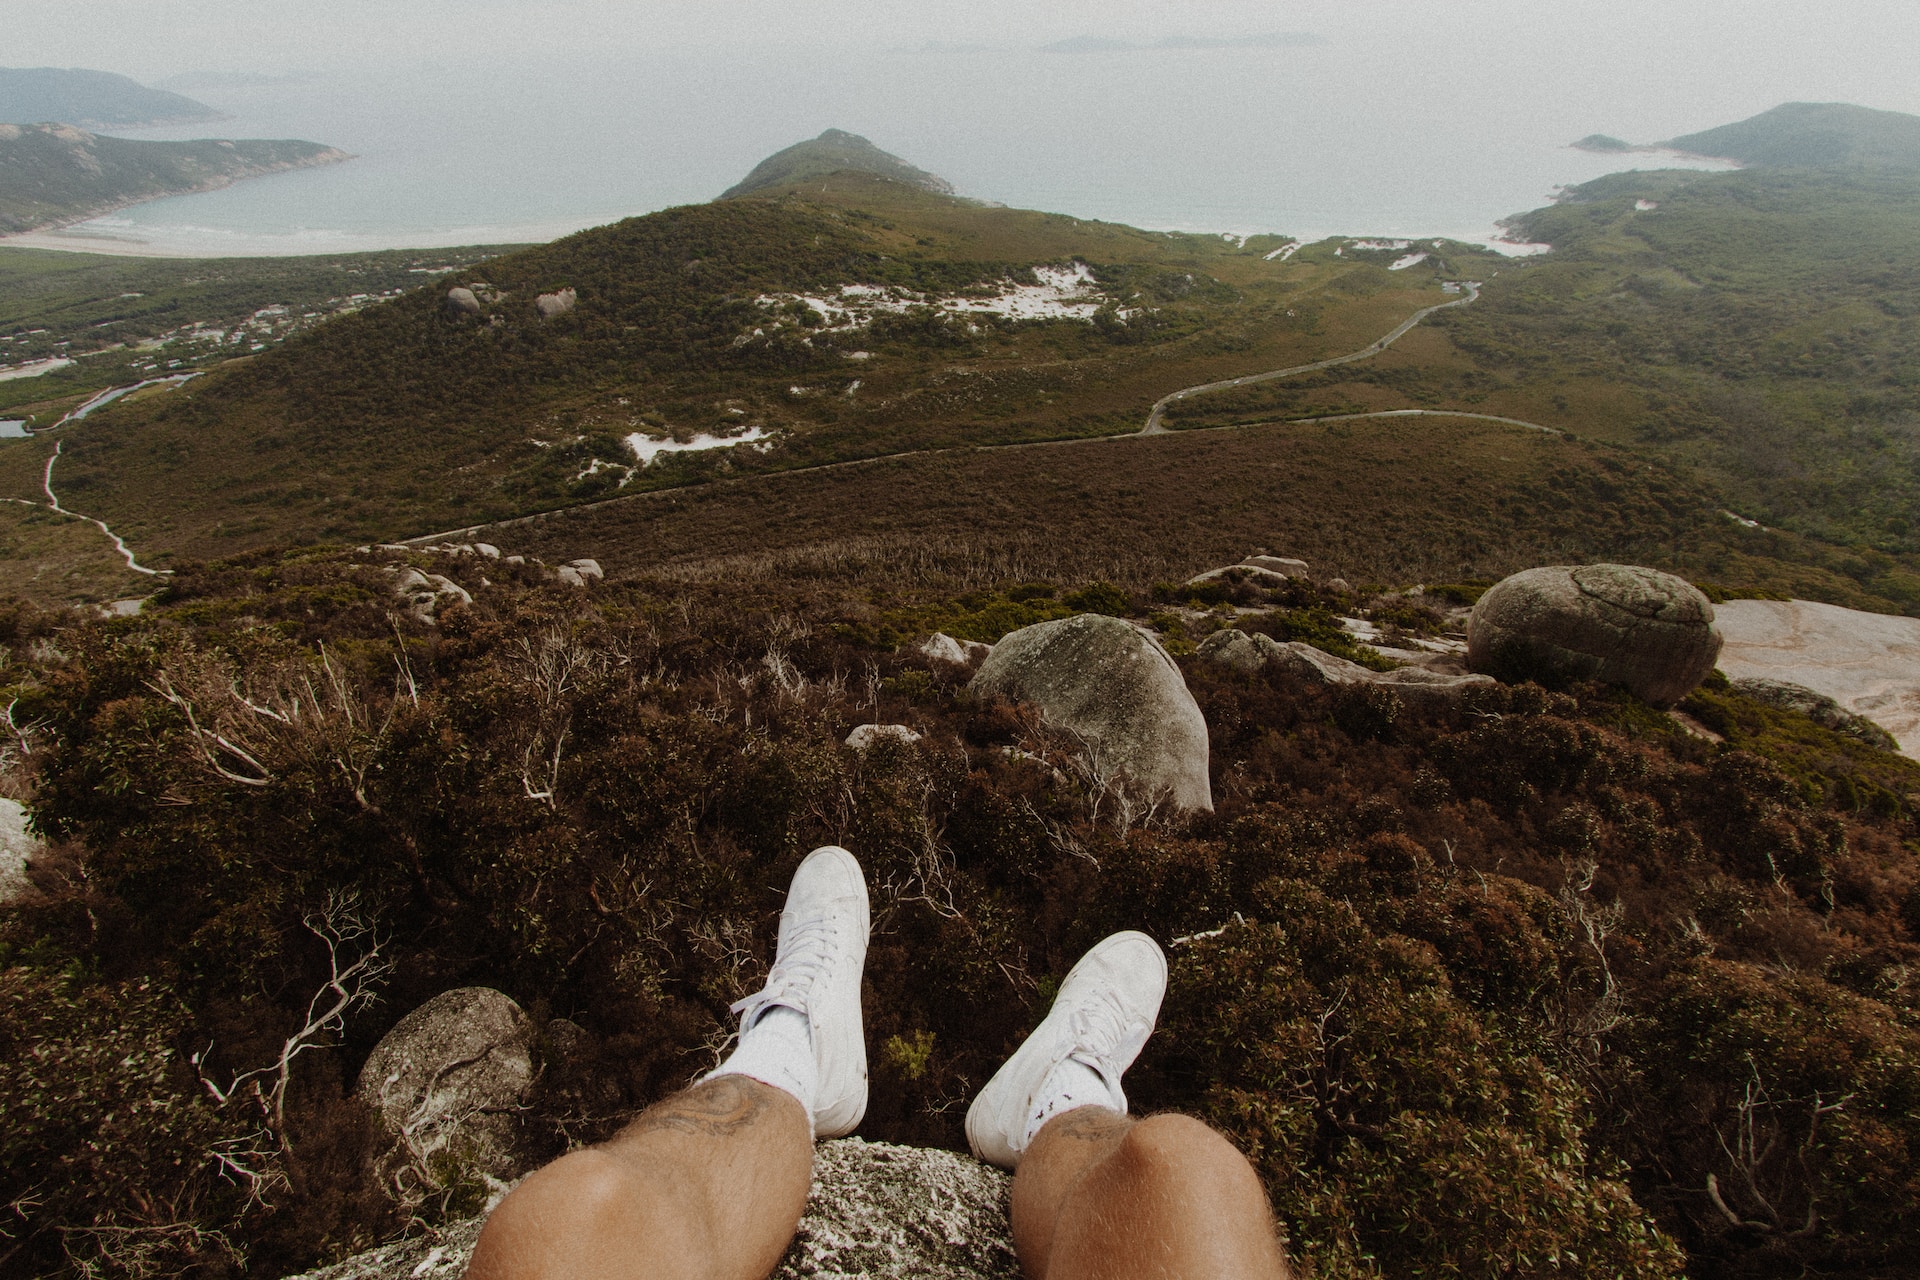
(286, 1139, 1016, 1280)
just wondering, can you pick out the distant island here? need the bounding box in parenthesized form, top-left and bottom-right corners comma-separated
(1042, 33, 1325, 53)
(1572, 102, 1920, 170)
(721, 128, 955, 200)
(0, 123, 351, 235)
(1571, 134, 1634, 154)
(0, 66, 223, 129)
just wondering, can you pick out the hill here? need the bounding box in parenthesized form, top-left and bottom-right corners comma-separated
(19, 171, 1521, 563)
(0, 123, 350, 235)
(721, 128, 956, 198)
(1665, 101, 1920, 168)
(0, 65, 222, 128)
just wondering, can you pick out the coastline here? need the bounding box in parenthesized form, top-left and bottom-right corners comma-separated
(0, 142, 355, 246)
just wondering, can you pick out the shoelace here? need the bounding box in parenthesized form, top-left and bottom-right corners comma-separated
(731, 917, 840, 1022)
(1068, 984, 1149, 1079)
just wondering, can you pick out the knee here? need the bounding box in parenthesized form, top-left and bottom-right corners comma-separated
(475, 1149, 651, 1258)
(1113, 1114, 1266, 1199)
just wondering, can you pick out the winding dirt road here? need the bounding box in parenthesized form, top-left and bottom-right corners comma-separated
(25, 284, 1555, 565)
(1139, 283, 1480, 434)
(43, 440, 167, 576)
(405, 281, 1561, 547)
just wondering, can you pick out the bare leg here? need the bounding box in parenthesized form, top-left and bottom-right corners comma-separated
(1010, 1106, 1290, 1280)
(466, 1075, 811, 1280)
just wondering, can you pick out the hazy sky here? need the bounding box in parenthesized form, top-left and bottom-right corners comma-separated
(12, 0, 1920, 254)
(9, 0, 1920, 132)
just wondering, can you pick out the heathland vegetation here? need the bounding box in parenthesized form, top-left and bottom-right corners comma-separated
(4, 111, 1920, 1280)
(1, 551, 1915, 1279)
(26, 173, 1510, 563)
(5, 107, 1913, 625)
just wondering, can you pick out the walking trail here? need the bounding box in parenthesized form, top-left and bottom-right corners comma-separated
(21, 286, 1557, 565)
(1139, 284, 1481, 434)
(8, 375, 195, 579)
(405, 281, 1560, 546)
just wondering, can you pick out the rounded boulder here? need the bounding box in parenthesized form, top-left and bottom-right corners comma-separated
(1467, 564, 1722, 707)
(356, 986, 535, 1181)
(444, 287, 483, 316)
(969, 613, 1211, 812)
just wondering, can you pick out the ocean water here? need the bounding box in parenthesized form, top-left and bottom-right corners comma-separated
(15, 43, 1742, 258)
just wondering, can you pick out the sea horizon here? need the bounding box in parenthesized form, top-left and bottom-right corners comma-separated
(2, 43, 1744, 259)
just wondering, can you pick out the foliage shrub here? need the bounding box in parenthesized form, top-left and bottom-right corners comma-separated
(1, 550, 1917, 1278)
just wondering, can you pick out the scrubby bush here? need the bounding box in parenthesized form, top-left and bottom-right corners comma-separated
(2, 549, 1917, 1277)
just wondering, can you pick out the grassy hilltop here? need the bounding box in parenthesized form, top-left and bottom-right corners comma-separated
(19, 171, 1511, 558)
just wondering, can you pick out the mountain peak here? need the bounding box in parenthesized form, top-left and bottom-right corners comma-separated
(721, 129, 955, 200)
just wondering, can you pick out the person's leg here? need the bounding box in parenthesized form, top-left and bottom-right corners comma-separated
(465, 1074, 811, 1280)
(966, 931, 1288, 1280)
(467, 846, 871, 1280)
(1010, 1106, 1289, 1280)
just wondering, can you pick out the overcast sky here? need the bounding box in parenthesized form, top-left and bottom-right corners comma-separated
(9, 0, 1920, 124)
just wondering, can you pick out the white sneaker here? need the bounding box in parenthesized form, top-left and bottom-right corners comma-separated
(965, 930, 1167, 1169)
(727, 845, 870, 1136)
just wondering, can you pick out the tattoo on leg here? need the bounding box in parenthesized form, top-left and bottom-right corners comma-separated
(624, 1076, 776, 1140)
(1051, 1106, 1132, 1143)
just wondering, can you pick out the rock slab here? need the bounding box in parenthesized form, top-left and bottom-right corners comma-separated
(0, 796, 41, 904)
(846, 723, 922, 751)
(535, 288, 578, 319)
(1715, 599, 1920, 758)
(970, 614, 1211, 812)
(1200, 630, 1492, 700)
(285, 1139, 1016, 1280)
(1467, 564, 1722, 707)
(921, 632, 991, 665)
(356, 987, 536, 1183)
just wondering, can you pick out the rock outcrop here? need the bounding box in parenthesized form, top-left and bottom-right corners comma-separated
(445, 287, 482, 317)
(1467, 564, 1722, 707)
(846, 723, 922, 751)
(555, 558, 604, 587)
(287, 1139, 1016, 1280)
(921, 632, 992, 665)
(970, 614, 1211, 812)
(390, 567, 472, 622)
(535, 288, 577, 319)
(1200, 629, 1493, 700)
(1714, 598, 1920, 757)
(1731, 677, 1900, 750)
(1243, 555, 1311, 579)
(0, 796, 41, 904)
(356, 987, 537, 1185)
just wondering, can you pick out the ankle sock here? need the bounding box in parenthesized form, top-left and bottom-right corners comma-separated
(708, 1005, 819, 1122)
(1022, 1055, 1123, 1149)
